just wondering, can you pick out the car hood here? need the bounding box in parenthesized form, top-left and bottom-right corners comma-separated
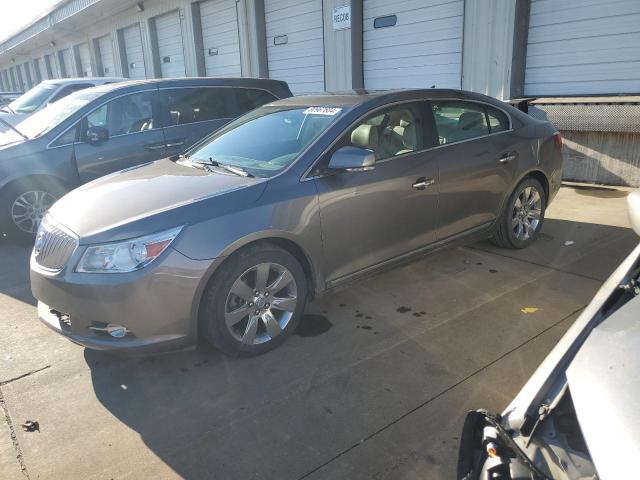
(566, 293, 640, 480)
(48, 159, 266, 242)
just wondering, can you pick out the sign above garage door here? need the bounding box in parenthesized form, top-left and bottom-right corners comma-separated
(363, 0, 463, 90)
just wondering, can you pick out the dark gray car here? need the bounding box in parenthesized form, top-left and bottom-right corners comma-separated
(30, 89, 563, 356)
(0, 77, 292, 240)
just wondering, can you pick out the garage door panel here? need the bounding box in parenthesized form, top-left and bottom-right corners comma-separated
(524, 0, 640, 95)
(200, 0, 241, 78)
(363, 0, 463, 90)
(98, 35, 116, 76)
(530, 0, 639, 24)
(155, 11, 186, 78)
(78, 43, 92, 76)
(265, 0, 323, 94)
(526, 79, 640, 96)
(122, 24, 146, 79)
(527, 45, 640, 68)
(528, 14, 640, 44)
(526, 61, 640, 84)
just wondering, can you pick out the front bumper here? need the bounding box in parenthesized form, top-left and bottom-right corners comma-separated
(31, 247, 214, 354)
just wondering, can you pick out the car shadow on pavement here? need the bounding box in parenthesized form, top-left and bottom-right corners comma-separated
(0, 236, 36, 306)
(81, 217, 639, 480)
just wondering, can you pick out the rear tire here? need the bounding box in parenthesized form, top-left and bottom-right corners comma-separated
(491, 177, 546, 249)
(0, 179, 67, 244)
(199, 243, 308, 356)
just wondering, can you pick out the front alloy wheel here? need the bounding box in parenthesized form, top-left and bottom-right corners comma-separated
(225, 262, 298, 345)
(200, 243, 307, 356)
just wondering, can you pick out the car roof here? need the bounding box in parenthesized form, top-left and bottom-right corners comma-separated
(41, 77, 126, 86)
(86, 77, 291, 95)
(268, 88, 508, 109)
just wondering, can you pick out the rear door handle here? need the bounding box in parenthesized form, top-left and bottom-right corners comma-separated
(499, 152, 517, 164)
(144, 143, 165, 152)
(165, 140, 185, 149)
(412, 178, 435, 190)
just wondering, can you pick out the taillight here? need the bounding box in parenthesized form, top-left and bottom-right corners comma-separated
(553, 132, 562, 150)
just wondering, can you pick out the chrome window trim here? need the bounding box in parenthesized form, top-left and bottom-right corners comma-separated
(46, 88, 158, 149)
(162, 117, 234, 129)
(300, 97, 514, 181)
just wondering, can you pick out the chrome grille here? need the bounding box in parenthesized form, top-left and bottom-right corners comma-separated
(34, 220, 77, 271)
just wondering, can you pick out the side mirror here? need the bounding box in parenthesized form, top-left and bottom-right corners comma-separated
(627, 189, 640, 237)
(86, 126, 109, 144)
(328, 146, 375, 172)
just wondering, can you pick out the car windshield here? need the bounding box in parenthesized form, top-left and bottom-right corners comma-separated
(8, 83, 59, 114)
(188, 105, 345, 177)
(14, 89, 103, 140)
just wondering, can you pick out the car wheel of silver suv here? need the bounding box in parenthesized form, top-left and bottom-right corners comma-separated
(199, 243, 308, 356)
(491, 177, 546, 249)
(0, 179, 66, 243)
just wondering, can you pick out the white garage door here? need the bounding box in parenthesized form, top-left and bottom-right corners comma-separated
(265, 0, 324, 94)
(97, 35, 116, 76)
(60, 48, 74, 77)
(45, 54, 59, 78)
(122, 24, 146, 79)
(525, 0, 640, 96)
(78, 43, 93, 77)
(32, 59, 43, 83)
(363, 0, 463, 90)
(199, 0, 241, 77)
(155, 10, 186, 78)
(22, 62, 33, 88)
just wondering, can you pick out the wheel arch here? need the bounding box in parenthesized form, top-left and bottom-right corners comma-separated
(189, 233, 322, 339)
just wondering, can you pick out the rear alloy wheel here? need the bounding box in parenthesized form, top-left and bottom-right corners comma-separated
(199, 244, 307, 356)
(491, 177, 546, 249)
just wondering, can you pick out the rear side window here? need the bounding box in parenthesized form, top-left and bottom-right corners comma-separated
(161, 87, 237, 126)
(235, 89, 277, 114)
(50, 84, 93, 103)
(431, 101, 489, 145)
(485, 105, 509, 133)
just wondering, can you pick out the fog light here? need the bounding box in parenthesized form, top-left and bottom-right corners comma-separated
(107, 324, 128, 338)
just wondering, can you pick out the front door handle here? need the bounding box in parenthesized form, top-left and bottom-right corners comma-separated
(499, 152, 517, 164)
(412, 178, 435, 190)
(144, 143, 165, 152)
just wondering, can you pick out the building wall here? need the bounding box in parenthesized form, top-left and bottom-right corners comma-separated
(1, 0, 639, 186)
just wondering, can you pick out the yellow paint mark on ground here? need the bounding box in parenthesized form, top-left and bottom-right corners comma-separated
(521, 307, 539, 314)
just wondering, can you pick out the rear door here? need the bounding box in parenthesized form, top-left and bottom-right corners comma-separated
(313, 101, 440, 284)
(430, 100, 518, 239)
(73, 89, 165, 182)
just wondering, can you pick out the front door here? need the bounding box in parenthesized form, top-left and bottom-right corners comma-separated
(430, 100, 518, 240)
(74, 90, 166, 183)
(314, 101, 439, 284)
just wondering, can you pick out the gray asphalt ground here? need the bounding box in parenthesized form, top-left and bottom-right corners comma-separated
(0, 185, 636, 480)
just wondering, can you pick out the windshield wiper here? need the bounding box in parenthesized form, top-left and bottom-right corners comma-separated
(203, 157, 254, 177)
(1, 104, 15, 114)
(0, 117, 28, 141)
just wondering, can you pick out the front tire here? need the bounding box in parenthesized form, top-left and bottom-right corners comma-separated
(199, 243, 308, 356)
(491, 177, 546, 249)
(0, 179, 66, 243)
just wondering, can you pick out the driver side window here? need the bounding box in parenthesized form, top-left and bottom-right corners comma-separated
(84, 91, 155, 140)
(343, 103, 424, 162)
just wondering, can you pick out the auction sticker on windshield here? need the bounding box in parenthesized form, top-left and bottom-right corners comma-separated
(303, 107, 342, 116)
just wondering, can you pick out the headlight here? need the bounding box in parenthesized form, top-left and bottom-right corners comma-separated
(76, 226, 182, 273)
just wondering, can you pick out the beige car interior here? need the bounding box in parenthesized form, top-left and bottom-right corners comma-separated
(350, 108, 419, 161)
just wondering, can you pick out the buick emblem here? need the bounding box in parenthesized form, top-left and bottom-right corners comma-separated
(34, 232, 45, 258)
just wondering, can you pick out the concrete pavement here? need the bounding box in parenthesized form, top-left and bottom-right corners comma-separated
(0, 185, 637, 479)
